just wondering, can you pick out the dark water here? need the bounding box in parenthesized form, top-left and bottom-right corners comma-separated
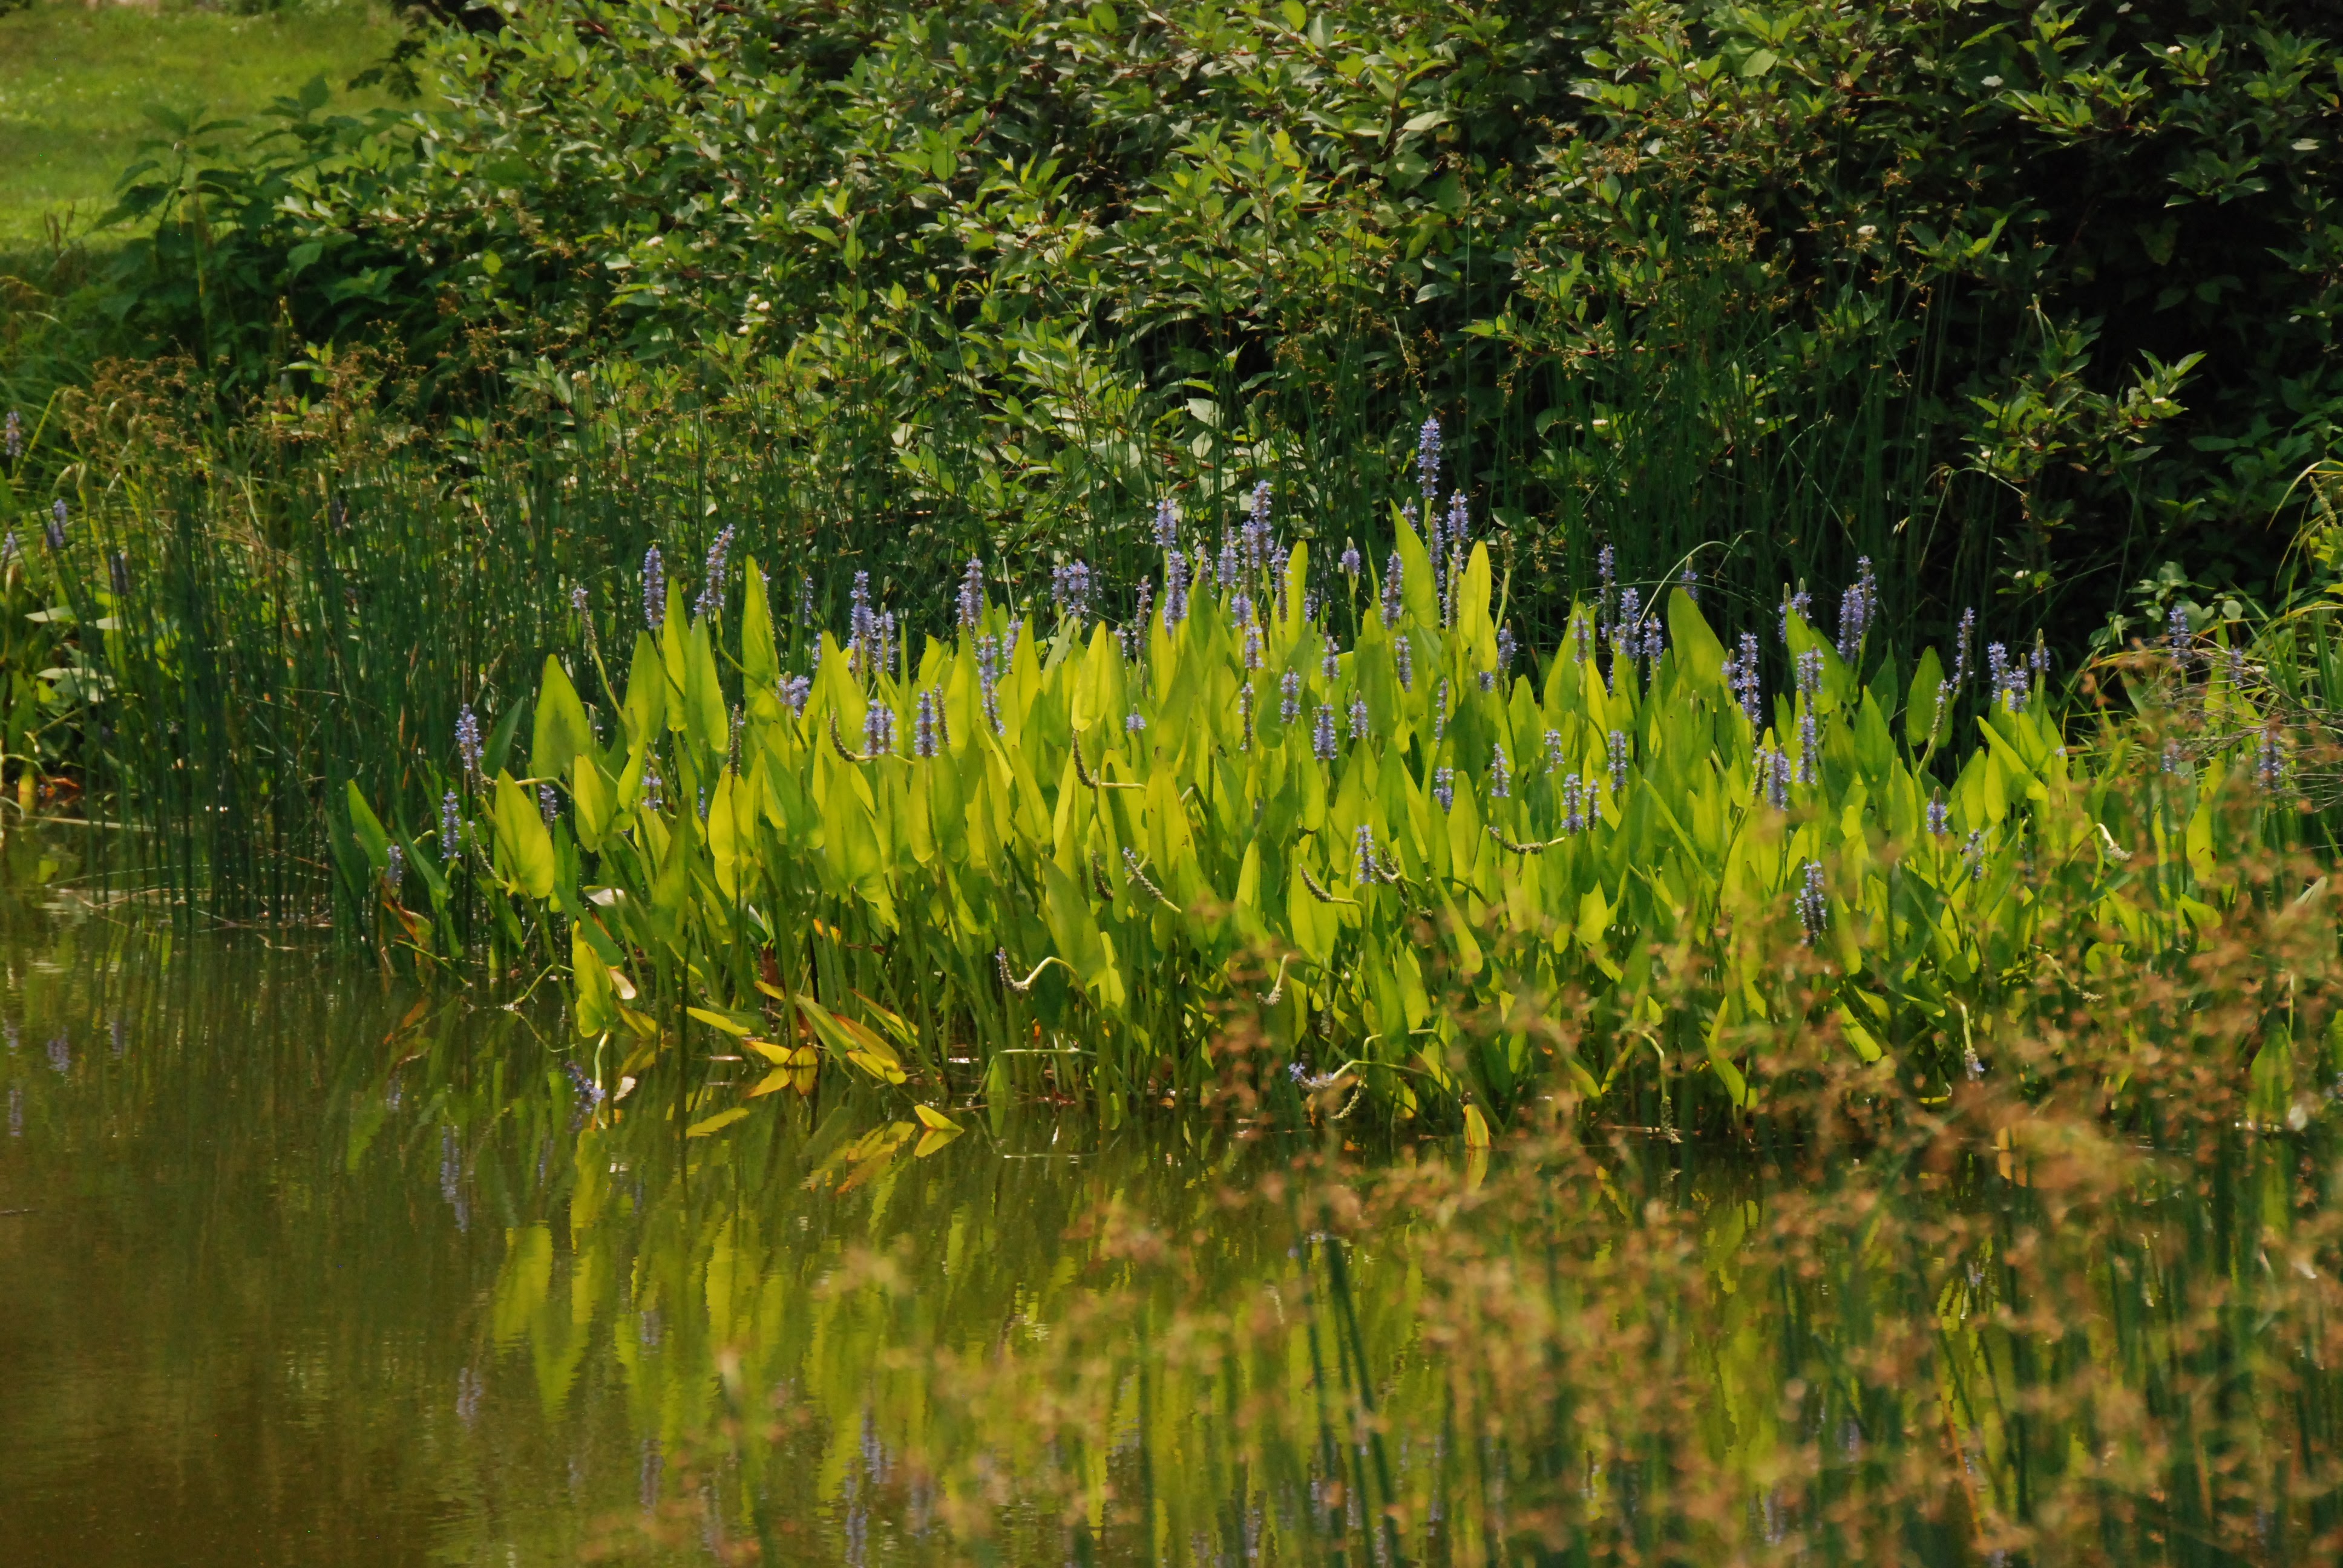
(7, 876, 2343, 1565)
(0, 897, 1240, 1566)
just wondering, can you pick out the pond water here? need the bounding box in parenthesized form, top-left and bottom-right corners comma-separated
(5, 876, 2341, 1566)
(0, 897, 1213, 1565)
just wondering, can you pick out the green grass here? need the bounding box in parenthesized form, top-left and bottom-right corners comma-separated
(0, 0, 401, 252)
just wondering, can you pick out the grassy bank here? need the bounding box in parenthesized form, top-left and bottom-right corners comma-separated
(0, 0, 401, 252)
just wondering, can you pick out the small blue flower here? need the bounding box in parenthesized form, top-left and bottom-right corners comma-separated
(455, 705, 483, 778)
(958, 558, 986, 630)
(1796, 860, 1827, 945)
(643, 545, 666, 630)
(913, 691, 940, 759)
(1835, 557, 1876, 661)
(695, 524, 735, 619)
(1162, 550, 1190, 627)
(1781, 583, 1812, 644)
(863, 699, 896, 757)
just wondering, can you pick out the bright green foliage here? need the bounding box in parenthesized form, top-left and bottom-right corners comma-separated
(40, 0, 2343, 638)
(0, 0, 402, 252)
(472, 524, 2282, 1129)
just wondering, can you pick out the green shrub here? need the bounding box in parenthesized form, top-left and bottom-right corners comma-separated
(81, 0, 2343, 644)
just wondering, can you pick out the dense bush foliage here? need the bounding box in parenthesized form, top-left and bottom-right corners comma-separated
(74, 0, 2343, 645)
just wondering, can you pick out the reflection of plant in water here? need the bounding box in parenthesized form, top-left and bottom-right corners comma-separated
(8, 880, 2343, 1563)
(566, 991, 2343, 1564)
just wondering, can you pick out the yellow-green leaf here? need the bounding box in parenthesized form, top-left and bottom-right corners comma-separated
(493, 771, 556, 900)
(686, 1106, 752, 1138)
(531, 655, 596, 782)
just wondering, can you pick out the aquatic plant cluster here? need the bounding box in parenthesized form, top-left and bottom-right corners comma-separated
(329, 475, 2305, 1129)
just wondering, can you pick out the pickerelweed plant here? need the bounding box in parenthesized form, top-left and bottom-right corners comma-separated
(357, 501, 2304, 1134)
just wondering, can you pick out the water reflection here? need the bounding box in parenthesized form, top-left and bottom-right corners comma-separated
(4, 875, 2341, 1565)
(0, 890, 1276, 1564)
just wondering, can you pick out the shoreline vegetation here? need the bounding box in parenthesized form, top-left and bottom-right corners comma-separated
(352, 478, 2328, 1138)
(0, 0, 2331, 1132)
(2, 5, 2343, 1563)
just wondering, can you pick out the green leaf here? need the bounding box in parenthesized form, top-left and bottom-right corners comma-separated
(1666, 587, 1726, 691)
(530, 655, 596, 782)
(1392, 506, 1439, 632)
(344, 780, 390, 872)
(686, 1106, 752, 1138)
(493, 770, 556, 900)
(483, 702, 526, 780)
(624, 632, 667, 743)
(571, 754, 614, 852)
(683, 615, 729, 762)
(741, 558, 779, 690)
(1852, 693, 1895, 782)
(572, 925, 615, 1037)
(1904, 647, 1947, 751)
